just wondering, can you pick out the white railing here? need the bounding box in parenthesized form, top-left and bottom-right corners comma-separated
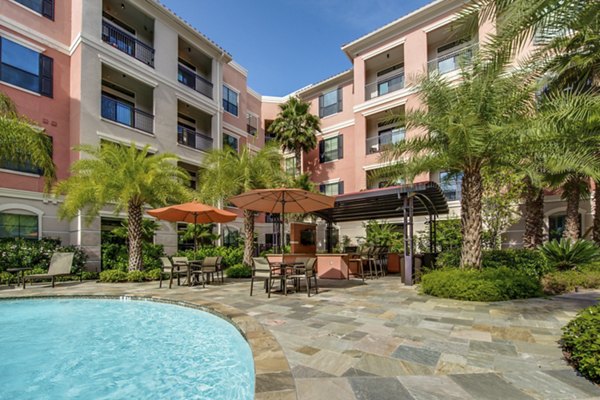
(364, 71, 405, 101)
(427, 43, 477, 75)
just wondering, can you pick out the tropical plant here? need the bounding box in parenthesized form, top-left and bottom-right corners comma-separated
(538, 239, 600, 271)
(381, 55, 534, 268)
(562, 304, 600, 384)
(268, 96, 320, 176)
(361, 220, 403, 251)
(55, 142, 190, 271)
(178, 223, 219, 248)
(0, 92, 55, 189)
(109, 219, 160, 243)
(197, 144, 285, 266)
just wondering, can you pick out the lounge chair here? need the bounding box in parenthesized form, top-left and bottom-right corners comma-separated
(24, 252, 78, 288)
(250, 257, 279, 298)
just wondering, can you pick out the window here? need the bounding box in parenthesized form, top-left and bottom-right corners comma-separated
(0, 212, 39, 239)
(13, 0, 54, 20)
(319, 135, 343, 163)
(439, 171, 462, 201)
(378, 122, 405, 148)
(223, 134, 238, 151)
(436, 39, 473, 75)
(377, 63, 405, 96)
(0, 37, 53, 97)
(246, 112, 258, 135)
(284, 157, 296, 176)
(223, 85, 238, 116)
(320, 181, 344, 196)
(548, 214, 582, 241)
(319, 88, 342, 118)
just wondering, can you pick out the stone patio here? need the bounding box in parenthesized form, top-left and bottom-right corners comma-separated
(1, 276, 599, 400)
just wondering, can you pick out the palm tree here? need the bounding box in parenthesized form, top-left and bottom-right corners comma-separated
(268, 96, 320, 176)
(198, 144, 284, 266)
(0, 92, 55, 190)
(55, 142, 190, 271)
(382, 57, 534, 268)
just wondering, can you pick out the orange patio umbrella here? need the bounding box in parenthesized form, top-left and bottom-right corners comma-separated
(147, 201, 237, 252)
(229, 188, 336, 253)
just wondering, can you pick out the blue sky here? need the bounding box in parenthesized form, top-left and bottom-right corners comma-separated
(161, 0, 432, 96)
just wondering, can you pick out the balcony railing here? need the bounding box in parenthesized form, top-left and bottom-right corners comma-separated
(365, 71, 405, 101)
(102, 21, 155, 67)
(427, 43, 477, 75)
(177, 125, 213, 152)
(177, 64, 213, 99)
(365, 128, 405, 154)
(101, 95, 154, 133)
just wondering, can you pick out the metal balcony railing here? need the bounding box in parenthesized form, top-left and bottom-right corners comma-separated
(365, 129, 405, 154)
(177, 125, 213, 152)
(101, 95, 154, 133)
(102, 20, 155, 67)
(177, 64, 213, 99)
(427, 43, 477, 75)
(365, 71, 405, 101)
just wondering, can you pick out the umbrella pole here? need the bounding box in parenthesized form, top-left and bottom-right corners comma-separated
(193, 213, 198, 254)
(281, 193, 286, 255)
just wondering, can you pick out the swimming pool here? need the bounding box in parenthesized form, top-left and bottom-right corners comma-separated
(0, 298, 255, 400)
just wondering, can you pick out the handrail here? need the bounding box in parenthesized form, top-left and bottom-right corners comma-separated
(177, 125, 213, 152)
(427, 43, 477, 75)
(102, 20, 155, 67)
(178, 63, 213, 99)
(365, 128, 405, 154)
(101, 95, 154, 133)
(365, 71, 405, 100)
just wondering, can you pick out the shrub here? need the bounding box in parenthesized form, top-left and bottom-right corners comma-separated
(144, 268, 164, 281)
(177, 245, 243, 268)
(539, 239, 600, 270)
(127, 270, 146, 282)
(542, 270, 600, 295)
(99, 270, 128, 283)
(561, 304, 600, 384)
(436, 248, 549, 277)
(101, 242, 165, 271)
(417, 218, 462, 253)
(226, 263, 252, 278)
(420, 267, 542, 301)
(0, 238, 87, 273)
(81, 271, 99, 281)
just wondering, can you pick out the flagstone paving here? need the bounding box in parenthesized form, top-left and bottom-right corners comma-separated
(1, 276, 599, 400)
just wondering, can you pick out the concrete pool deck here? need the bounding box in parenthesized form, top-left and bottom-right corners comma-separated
(1, 276, 599, 400)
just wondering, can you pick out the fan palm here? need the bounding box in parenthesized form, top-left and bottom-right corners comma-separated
(382, 56, 534, 268)
(268, 96, 320, 176)
(0, 92, 55, 190)
(197, 144, 285, 266)
(55, 142, 191, 270)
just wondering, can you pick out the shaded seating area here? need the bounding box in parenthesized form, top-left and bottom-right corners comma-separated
(24, 252, 79, 288)
(314, 182, 449, 285)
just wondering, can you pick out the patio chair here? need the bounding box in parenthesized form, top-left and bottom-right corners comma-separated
(171, 256, 192, 286)
(199, 256, 220, 285)
(215, 256, 224, 283)
(159, 257, 188, 289)
(348, 252, 365, 282)
(287, 257, 318, 297)
(360, 246, 378, 279)
(24, 252, 77, 288)
(250, 257, 279, 298)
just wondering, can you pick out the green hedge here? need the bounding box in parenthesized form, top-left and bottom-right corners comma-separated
(225, 264, 252, 278)
(420, 267, 543, 301)
(0, 238, 87, 273)
(541, 270, 600, 295)
(99, 268, 165, 283)
(177, 245, 243, 268)
(562, 304, 600, 383)
(101, 242, 165, 271)
(436, 248, 549, 278)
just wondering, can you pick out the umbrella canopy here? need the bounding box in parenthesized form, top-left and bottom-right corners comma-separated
(229, 188, 335, 213)
(229, 188, 336, 253)
(147, 202, 237, 252)
(147, 202, 237, 224)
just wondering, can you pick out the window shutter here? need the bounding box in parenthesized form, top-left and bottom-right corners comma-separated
(338, 181, 344, 195)
(337, 135, 343, 159)
(318, 94, 324, 118)
(42, 0, 54, 20)
(319, 184, 325, 193)
(319, 140, 325, 163)
(39, 54, 53, 98)
(337, 87, 343, 112)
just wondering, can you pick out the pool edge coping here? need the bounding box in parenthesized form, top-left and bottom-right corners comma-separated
(0, 293, 297, 400)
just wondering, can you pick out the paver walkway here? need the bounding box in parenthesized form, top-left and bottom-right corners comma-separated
(1, 276, 599, 400)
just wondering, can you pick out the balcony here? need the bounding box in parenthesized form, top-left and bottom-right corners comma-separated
(365, 128, 405, 154)
(427, 43, 477, 75)
(365, 71, 405, 101)
(101, 95, 154, 133)
(102, 20, 155, 67)
(178, 63, 213, 99)
(177, 125, 213, 152)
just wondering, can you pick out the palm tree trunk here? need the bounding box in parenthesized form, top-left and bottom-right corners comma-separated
(295, 148, 302, 176)
(563, 177, 582, 240)
(127, 201, 143, 271)
(460, 169, 483, 269)
(243, 209, 255, 266)
(593, 181, 600, 244)
(522, 177, 544, 249)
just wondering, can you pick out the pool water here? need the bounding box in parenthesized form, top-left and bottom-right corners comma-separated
(0, 299, 254, 400)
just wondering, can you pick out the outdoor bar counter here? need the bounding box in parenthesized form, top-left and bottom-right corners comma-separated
(267, 253, 355, 280)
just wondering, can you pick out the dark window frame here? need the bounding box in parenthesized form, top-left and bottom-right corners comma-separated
(13, 0, 54, 20)
(319, 135, 344, 163)
(319, 87, 343, 118)
(0, 37, 53, 97)
(223, 85, 238, 116)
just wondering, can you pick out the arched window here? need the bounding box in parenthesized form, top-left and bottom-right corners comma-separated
(0, 205, 43, 239)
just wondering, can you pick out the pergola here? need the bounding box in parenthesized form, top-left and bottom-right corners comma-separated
(313, 182, 450, 286)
